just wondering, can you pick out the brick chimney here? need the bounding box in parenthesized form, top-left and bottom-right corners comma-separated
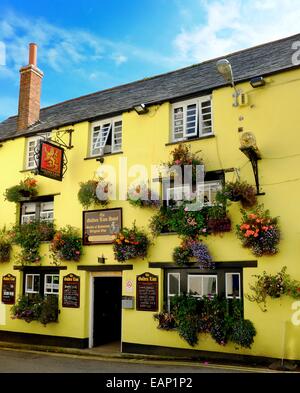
(17, 43, 43, 131)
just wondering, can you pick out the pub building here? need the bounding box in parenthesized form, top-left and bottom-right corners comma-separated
(0, 37, 300, 364)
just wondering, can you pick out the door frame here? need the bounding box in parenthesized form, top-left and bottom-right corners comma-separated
(89, 272, 122, 348)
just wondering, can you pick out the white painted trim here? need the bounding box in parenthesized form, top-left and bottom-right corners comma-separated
(187, 274, 218, 297)
(225, 272, 241, 299)
(88, 274, 94, 348)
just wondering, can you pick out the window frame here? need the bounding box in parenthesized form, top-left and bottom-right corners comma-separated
(187, 274, 218, 298)
(23, 269, 60, 298)
(167, 272, 180, 311)
(26, 133, 51, 170)
(171, 95, 213, 142)
(20, 199, 54, 225)
(225, 272, 241, 299)
(44, 274, 60, 296)
(25, 274, 40, 294)
(90, 116, 122, 157)
(164, 267, 244, 312)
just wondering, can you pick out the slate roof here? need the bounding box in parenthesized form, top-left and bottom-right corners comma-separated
(0, 33, 299, 142)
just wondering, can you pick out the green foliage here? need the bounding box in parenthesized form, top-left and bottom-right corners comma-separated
(4, 178, 38, 203)
(172, 245, 193, 266)
(11, 294, 59, 325)
(0, 226, 12, 262)
(246, 266, 300, 311)
(50, 225, 82, 263)
(230, 319, 256, 348)
(149, 205, 207, 238)
(78, 179, 109, 209)
(156, 295, 257, 348)
(12, 221, 55, 265)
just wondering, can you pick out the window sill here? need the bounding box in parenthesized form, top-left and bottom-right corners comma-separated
(165, 134, 215, 146)
(84, 151, 123, 160)
(20, 168, 36, 173)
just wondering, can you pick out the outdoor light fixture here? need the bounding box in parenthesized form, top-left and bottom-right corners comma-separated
(216, 58, 242, 107)
(133, 103, 148, 115)
(98, 254, 107, 264)
(250, 76, 265, 88)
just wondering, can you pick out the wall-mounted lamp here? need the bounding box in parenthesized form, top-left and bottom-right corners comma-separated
(239, 132, 265, 196)
(250, 76, 265, 88)
(98, 254, 107, 264)
(133, 103, 148, 115)
(216, 58, 242, 107)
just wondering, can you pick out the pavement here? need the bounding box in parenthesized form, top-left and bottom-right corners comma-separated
(0, 340, 298, 373)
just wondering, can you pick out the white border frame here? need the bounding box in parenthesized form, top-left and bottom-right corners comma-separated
(187, 274, 218, 297)
(225, 272, 241, 299)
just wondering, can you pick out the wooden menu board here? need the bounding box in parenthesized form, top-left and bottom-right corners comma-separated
(136, 272, 158, 311)
(2, 274, 16, 305)
(62, 273, 80, 308)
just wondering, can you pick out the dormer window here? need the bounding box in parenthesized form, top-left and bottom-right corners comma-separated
(90, 117, 122, 156)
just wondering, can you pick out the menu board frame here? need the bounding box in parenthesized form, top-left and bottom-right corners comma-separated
(62, 273, 80, 308)
(1, 274, 16, 305)
(136, 272, 159, 312)
(82, 208, 122, 245)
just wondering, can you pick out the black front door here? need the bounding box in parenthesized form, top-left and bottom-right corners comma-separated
(93, 277, 122, 347)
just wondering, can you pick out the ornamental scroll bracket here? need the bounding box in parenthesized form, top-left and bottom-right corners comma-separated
(239, 146, 265, 196)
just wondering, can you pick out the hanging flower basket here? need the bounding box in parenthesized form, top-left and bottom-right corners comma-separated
(173, 239, 214, 269)
(207, 217, 231, 234)
(224, 181, 257, 208)
(236, 205, 280, 257)
(4, 177, 38, 203)
(127, 183, 160, 209)
(50, 226, 82, 263)
(113, 222, 150, 262)
(78, 179, 109, 209)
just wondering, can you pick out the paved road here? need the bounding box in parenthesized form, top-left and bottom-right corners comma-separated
(0, 348, 252, 373)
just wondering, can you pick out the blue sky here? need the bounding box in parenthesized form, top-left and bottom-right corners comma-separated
(0, 0, 299, 121)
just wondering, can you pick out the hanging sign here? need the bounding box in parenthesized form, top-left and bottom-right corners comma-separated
(136, 272, 158, 312)
(2, 274, 16, 305)
(83, 208, 122, 245)
(37, 140, 64, 181)
(62, 273, 80, 308)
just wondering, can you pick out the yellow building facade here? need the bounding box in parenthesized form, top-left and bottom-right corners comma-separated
(0, 35, 300, 363)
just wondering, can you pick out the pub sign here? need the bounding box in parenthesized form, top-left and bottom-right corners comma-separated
(2, 274, 16, 305)
(37, 140, 64, 181)
(83, 208, 122, 245)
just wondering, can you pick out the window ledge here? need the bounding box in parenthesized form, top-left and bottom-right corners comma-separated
(158, 232, 177, 236)
(165, 134, 215, 146)
(20, 168, 36, 173)
(84, 151, 123, 160)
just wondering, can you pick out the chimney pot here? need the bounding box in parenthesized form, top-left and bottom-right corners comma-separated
(29, 43, 37, 66)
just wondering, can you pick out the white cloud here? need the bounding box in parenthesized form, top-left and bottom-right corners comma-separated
(173, 0, 300, 62)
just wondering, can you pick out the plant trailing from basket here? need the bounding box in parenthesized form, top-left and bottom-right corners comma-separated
(78, 179, 109, 209)
(4, 177, 38, 203)
(236, 205, 280, 256)
(246, 266, 300, 311)
(172, 239, 214, 269)
(12, 221, 55, 265)
(50, 225, 83, 263)
(0, 226, 12, 262)
(224, 181, 257, 208)
(153, 311, 176, 330)
(127, 183, 160, 209)
(164, 143, 204, 182)
(113, 222, 150, 262)
(149, 205, 207, 238)
(11, 294, 59, 325)
(157, 294, 256, 348)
